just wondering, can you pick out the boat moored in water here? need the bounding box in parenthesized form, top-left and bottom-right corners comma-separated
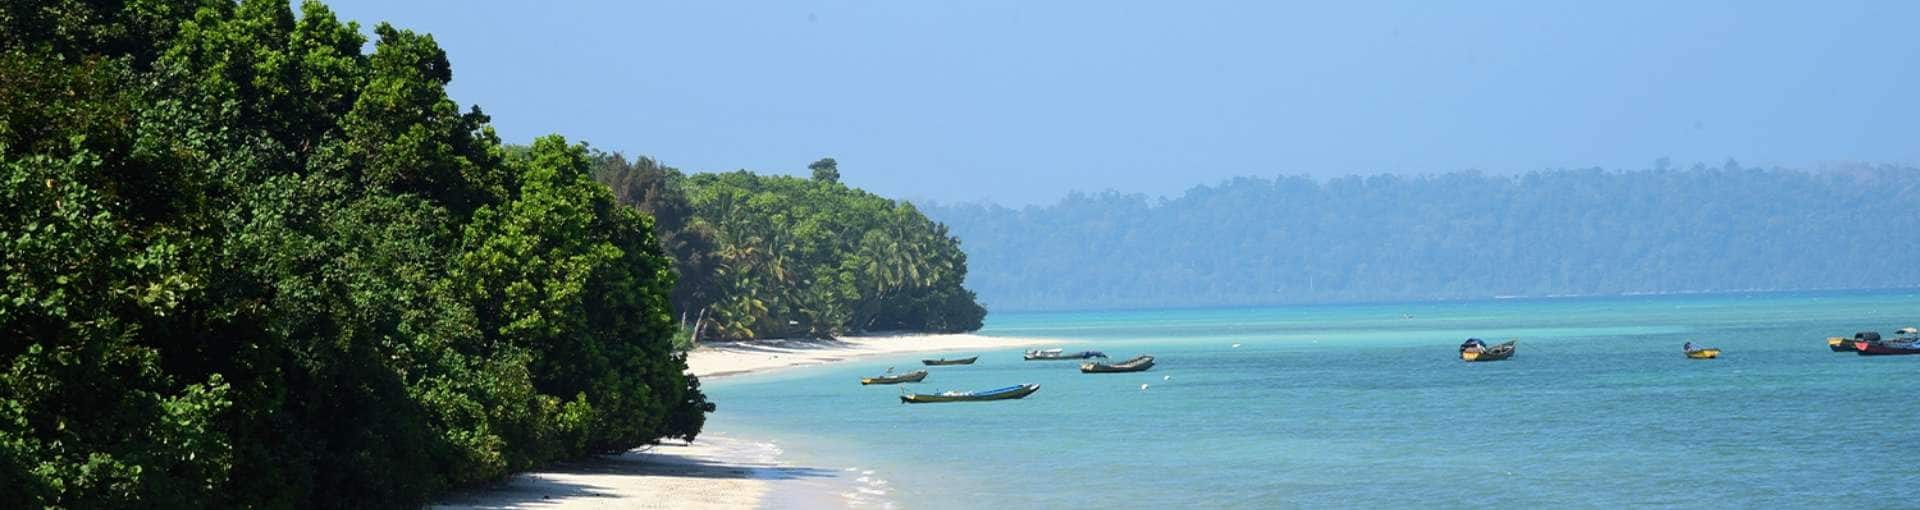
(1024, 348, 1108, 360)
(900, 384, 1040, 404)
(860, 370, 928, 385)
(1459, 339, 1516, 362)
(1683, 341, 1720, 359)
(1856, 329, 1920, 356)
(922, 356, 978, 366)
(1848, 329, 1920, 355)
(1081, 355, 1155, 373)
(1829, 336, 1854, 352)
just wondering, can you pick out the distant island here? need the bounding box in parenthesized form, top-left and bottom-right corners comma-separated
(927, 164, 1920, 310)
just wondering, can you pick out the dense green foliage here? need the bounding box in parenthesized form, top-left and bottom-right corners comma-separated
(594, 156, 986, 340)
(927, 163, 1920, 310)
(1, 1, 709, 507)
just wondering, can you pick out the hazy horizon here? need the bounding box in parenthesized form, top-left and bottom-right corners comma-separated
(320, 0, 1920, 206)
(913, 159, 1914, 209)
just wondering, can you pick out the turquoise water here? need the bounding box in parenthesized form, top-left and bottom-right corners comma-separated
(705, 291, 1920, 508)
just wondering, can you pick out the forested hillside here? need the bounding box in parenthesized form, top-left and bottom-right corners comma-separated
(593, 156, 986, 340)
(0, 1, 711, 507)
(927, 163, 1920, 310)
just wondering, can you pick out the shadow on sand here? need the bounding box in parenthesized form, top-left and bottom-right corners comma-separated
(431, 442, 835, 509)
(566, 447, 835, 480)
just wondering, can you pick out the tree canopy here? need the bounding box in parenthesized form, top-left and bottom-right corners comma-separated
(927, 164, 1920, 310)
(1, 1, 709, 507)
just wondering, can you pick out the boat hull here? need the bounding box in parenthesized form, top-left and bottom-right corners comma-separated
(921, 356, 978, 366)
(861, 370, 928, 385)
(1686, 348, 1721, 359)
(1829, 337, 1854, 352)
(901, 384, 1040, 404)
(1856, 342, 1920, 356)
(1082, 356, 1155, 373)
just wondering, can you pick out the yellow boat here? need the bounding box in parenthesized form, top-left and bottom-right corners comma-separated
(1686, 348, 1721, 359)
(1828, 337, 1850, 352)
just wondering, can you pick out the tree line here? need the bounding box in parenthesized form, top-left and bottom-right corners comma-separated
(925, 162, 1920, 310)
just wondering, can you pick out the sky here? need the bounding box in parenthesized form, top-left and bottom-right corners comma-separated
(317, 1, 1920, 206)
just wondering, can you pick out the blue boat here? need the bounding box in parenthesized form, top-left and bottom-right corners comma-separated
(900, 384, 1040, 404)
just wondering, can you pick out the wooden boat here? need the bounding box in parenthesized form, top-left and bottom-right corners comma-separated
(1081, 355, 1155, 373)
(1828, 337, 1854, 352)
(900, 384, 1040, 404)
(921, 356, 978, 366)
(1460, 340, 1516, 362)
(860, 370, 928, 385)
(1685, 348, 1721, 359)
(1024, 348, 1108, 360)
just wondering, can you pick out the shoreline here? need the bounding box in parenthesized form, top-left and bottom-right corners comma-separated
(434, 333, 1063, 510)
(686, 332, 1062, 380)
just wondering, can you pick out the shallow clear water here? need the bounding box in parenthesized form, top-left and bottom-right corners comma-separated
(705, 291, 1920, 508)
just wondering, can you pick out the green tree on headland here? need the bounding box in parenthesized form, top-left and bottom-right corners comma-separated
(809, 157, 840, 183)
(591, 157, 986, 340)
(0, 1, 712, 507)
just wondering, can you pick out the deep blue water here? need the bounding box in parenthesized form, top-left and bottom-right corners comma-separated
(704, 291, 1920, 508)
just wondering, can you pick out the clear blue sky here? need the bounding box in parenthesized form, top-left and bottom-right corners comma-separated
(319, 1, 1920, 206)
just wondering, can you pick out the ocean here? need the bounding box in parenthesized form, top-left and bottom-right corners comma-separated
(702, 291, 1920, 508)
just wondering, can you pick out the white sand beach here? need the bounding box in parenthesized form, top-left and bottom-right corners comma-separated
(435, 333, 1061, 510)
(685, 333, 1059, 379)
